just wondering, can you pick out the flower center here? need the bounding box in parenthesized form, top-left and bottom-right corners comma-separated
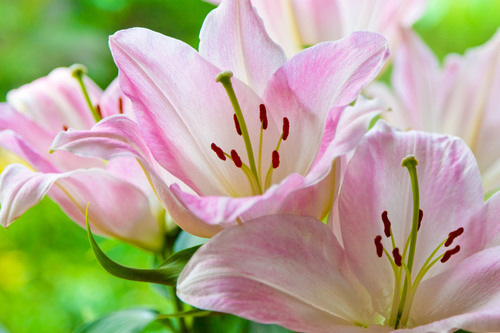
(211, 71, 290, 195)
(373, 155, 465, 329)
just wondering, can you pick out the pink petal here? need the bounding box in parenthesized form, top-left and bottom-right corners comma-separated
(339, 121, 485, 313)
(0, 103, 104, 172)
(178, 215, 378, 332)
(110, 27, 268, 196)
(52, 115, 223, 237)
(407, 246, 500, 332)
(263, 31, 389, 178)
(0, 163, 163, 251)
(441, 30, 500, 193)
(199, 0, 287, 96)
(6, 67, 101, 133)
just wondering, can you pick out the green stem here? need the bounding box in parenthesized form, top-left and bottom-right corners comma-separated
(169, 286, 188, 333)
(216, 71, 262, 194)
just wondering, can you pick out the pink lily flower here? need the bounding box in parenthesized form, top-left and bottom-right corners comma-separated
(205, 0, 427, 57)
(0, 68, 164, 252)
(177, 121, 500, 332)
(51, 0, 389, 237)
(367, 28, 500, 195)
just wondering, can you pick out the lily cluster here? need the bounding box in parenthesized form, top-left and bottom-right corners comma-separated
(1, 0, 499, 332)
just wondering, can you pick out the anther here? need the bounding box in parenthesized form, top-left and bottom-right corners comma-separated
(259, 104, 268, 130)
(441, 245, 460, 263)
(282, 117, 290, 141)
(118, 97, 124, 114)
(272, 150, 280, 168)
(231, 150, 243, 168)
(445, 227, 464, 247)
(418, 209, 423, 231)
(96, 104, 103, 118)
(211, 143, 226, 161)
(381, 211, 391, 238)
(62, 125, 68, 131)
(393, 248, 402, 267)
(374, 235, 383, 258)
(233, 114, 242, 136)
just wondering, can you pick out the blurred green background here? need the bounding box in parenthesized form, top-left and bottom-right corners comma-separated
(0, 0, 498, 332)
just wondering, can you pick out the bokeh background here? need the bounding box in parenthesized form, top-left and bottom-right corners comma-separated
(0, 0, 499, 331)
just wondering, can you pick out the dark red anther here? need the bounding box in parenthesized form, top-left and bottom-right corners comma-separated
(211, 143, 226, 161)
(233, 114, 242, 136)
(282, 117, 290, 141)
(95, 104, 103, 118)
(62, 125, 69, 131)
(445, 227, 464, 247)
(272, 150, 280, 168)
(441, 245, 460, 263)
(118, 97, 124, 114)
(418, 209, 423, 231)
(392, 247, 402, 267)
(374, 235, 383, 258)
(259, 104, 268, 130)
(381, 211, 391, 238)
(231, 150, 243, 168)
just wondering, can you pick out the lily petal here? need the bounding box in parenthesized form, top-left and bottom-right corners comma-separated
(199, 0, 287, 96)
(0, 104, 104, 172)
(407, 246, 500, 333)
(6, 67, 101, 133)
(0, 163, 163, 251)
(177, 215, 378, 332)
(52, 115, 224, 237)
(263, 31, 389, 177)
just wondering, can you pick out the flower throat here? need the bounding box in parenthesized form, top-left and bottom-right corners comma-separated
(374, 155, 465, 329)
(211, 71, 290, 195)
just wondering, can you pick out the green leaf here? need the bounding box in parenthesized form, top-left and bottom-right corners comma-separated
(86, 206, 200, 285)
(157, 309, 213, 319)
(74, 308, 158, 333)
(454, 330, 474, 333)
(192, 315, 291, 333)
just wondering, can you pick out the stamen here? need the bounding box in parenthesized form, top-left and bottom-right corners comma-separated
(282, 117, 290, 141)
(272, 150, 280, 168)
(62, 125, 68, 131)
(418, 209, 423, 231)
(96, 104, 103, 118)
(233, 114, 242, 136)
(381, 211, 392, 238)
(374, 235, 383, 257)
(118, 97, 124, 114)
(392, 248, 402, 267)
(445, 227, 464, 247)
(259, 104, 268, 130)
(231, 150, 243, 168)
(441, 245, 460, 263)
(211, 143, 226, 161)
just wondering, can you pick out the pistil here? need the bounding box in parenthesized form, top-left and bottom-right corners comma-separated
(70, 64, 102, 123)
(216, 71, 261, 193)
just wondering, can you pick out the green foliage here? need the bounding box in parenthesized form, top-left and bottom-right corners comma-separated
(87, 215, 200, 286)
(74, 308, 159, 333)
